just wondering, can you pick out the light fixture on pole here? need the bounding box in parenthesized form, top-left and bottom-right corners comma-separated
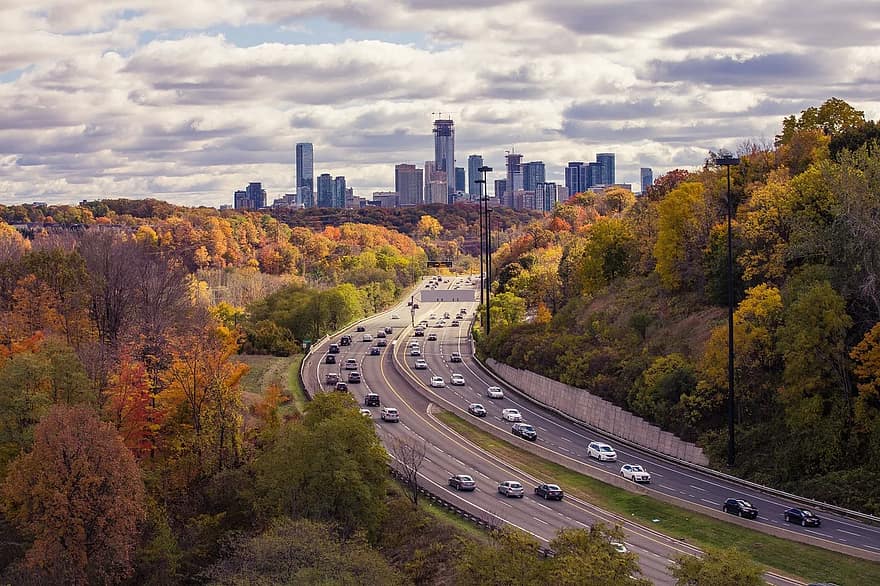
(717, 154, 740, 468)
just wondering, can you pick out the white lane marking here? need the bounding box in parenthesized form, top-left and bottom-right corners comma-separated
(533, 517, 550, 526)
(560, 436, 573, 442)
(838, 529, 862, 537)
(700, 499, 715, 506)
(688, 484, 706, 492)
(535, 502, 552, 511)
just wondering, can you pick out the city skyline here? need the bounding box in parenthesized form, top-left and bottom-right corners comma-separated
(1, 2, 878, 205)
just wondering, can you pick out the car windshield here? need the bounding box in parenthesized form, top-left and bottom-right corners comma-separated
(547, 484, 560, 490)
(460, 476, 473, 482)
(522, 425, 534, 431)
(801, 509, 814, 517)
(631, 466, 644, 472)
(510, 482, 522, 488)
(600, 446, 612, 452)
(740, 501, 753, 508)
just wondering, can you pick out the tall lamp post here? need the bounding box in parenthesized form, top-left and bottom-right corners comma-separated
(478, 166, 493, 334)
(474, 175, 486, 308)
(717, 155, 740, 468)
(485, 206, 493, 335)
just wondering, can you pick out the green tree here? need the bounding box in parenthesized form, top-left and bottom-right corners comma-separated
(456, 527, 550, 585)
(548, 525, 649, 586)
(630, 354, 696, 427)
(488, 291, 526, 330)
(670, 547, 764, 586)
(653, 182, 712, 290)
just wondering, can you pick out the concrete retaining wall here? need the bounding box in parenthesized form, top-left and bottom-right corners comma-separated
(487, 358, 709, 466)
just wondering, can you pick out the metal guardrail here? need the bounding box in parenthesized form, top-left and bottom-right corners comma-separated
(473, 353, 880, 526)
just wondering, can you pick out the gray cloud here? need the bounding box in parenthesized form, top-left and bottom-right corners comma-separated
(643, 53, 827, 86)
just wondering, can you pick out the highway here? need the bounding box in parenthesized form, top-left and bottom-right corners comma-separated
(302, 275, 873, 584)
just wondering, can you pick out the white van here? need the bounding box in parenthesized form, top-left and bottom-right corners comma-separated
(381, 407, 399, 422)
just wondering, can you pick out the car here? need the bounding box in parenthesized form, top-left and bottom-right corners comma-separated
(451, 320, 460, 326)
(335, 381, 348, 392)
(325, 372, 339, 385)
(356, 326, 366, 332)
(384, 326, 393, 334)
(364, 393, 380, 407)
(430, 376, 446, 388)
(325, 354, 336, 364)
(501, 408, 522, 422)
(436, 321, 445, 328)
(345, 358, 358, 370)
(444, 312, 450, 319)
(460, 308, 467, 314)
(620, 464, 652, 483)
(380, 407, 399, 422)
(414, 359, 428, 369)
(448, 474, 476, 491)
(410, 347, 422, 356)
(468, 403, 487, 417)
(427, 333, 438, 341)
(497, 480, 525, 498)
(377, 339, 388, 347)
(587, 441, 617, 462)
(450, 373, 466, 386)
(409, 340, 420, 348)
(347, 372, 361, 383)
(487, 386, 504, 399)
(369, 347, 381, 356)
(328, 343, 340, 354)
(611, 542, 628, 554)
(512, 423, 538, 441)
(722, 498, 758, 519)
(413, 303, 420, 309)
(450, 352, 462, 362)
(430, 313, 436, 319)
(392, 314, 400, 319)
(359, 408, 372, 417)
(534, 483, 564, 500)
(340, 335, 352, 346)
(414, 328, 425, 337)
(784, 507, 821, 527)
(377, 331, 386, 338)
(362, 334, 373, 342)
(419, 320, 428, 327)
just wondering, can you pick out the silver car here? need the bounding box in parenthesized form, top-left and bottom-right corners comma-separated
(497, 480, 525, 498)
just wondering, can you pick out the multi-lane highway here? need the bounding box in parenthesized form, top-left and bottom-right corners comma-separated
(303, 275, 876, 584)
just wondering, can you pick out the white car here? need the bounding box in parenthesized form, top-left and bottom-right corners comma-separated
(588, 441, 617, 462)
(414, 359, 428, 370)
(430, 376, 446, 388)
(391, 314, 399, 319)
(363, 334, 373, 342)
(486, 386, 504, 399)
(620, 464, 651, 483)
(450, 373, 465, 386)
(410, 347, 421, 356)
(497, 480, 524, 498)
(381, 407, 399, 422)
(359, 408, 372, 417)
(611, 541, 628, 554)
(501, 408, 522, 422)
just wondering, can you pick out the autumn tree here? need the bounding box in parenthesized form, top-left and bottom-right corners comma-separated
(670, 547, 764, 586)
(456, 527, 551, 584)
(653, 182, 713, 290)
(104, 353, 165, 455)
(548, 524, 649, 586)
(1, 405, 146, 585)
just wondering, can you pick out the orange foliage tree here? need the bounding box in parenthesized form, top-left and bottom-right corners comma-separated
(104, 353, 166, 456)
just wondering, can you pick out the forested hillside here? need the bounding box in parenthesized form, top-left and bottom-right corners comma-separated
(479, 98, 880, 512)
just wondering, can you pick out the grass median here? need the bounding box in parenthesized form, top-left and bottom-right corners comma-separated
(436, 410, 880, 585)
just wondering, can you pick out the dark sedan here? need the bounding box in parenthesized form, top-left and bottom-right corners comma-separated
(534, 483, 564, 500)
(512, 423, 538, 441)
(785, 507, 821, 527)
(722, 498, 758, 519)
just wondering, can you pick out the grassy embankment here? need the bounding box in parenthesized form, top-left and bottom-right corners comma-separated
(237, 354, 307, 417)
(436, 411, 880, 586)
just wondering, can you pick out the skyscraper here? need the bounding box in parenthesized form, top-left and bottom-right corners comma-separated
(395, 164, 423, 206)
(316, 173, 333, 207)
(494, 179, 507, 199)
(433, 118, 455, 195)
(296, 143, 314, 207)
(504, 152, 523, 207)
(597, 152, 615, 185)
(588, 162, 602, 186)
(523, 161, 545, 192)
(333, 176, 347, 208)
(455, 167, 465, 193)
(234, 182, 266, 209)
(565, 162, 585, 197)
(467, 154, 483, 198)
(536, 182, 558, 212)
(640, 167, 654, 193)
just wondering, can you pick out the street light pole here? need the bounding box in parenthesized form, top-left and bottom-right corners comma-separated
(486, 207, 493, 335)
(717, 155, 740, 468)
(478, 166, 493, 334)
(475, 176, 486, 307)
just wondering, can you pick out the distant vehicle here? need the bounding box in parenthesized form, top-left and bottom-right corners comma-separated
(384, 326, 393, 334)
(587, 441, 617, 462)
(347, 372, 361, 383)
(460, 308, 467, 314)
(376, 339, 388, 347)
(392, 314, 400, 319)
(328, 344, 340, 354)
(335, 381, 348, 392)
(325, 354, 336, 364)
(430, 376, 446, 388)
(359, 408, 372, 417)
(369, 347, 381, 356)
(468, 403, 487, 417)
(410, 347, 422, 356)
(487, 386, 504, 399)
(414, 328, 425, 337)
(450, 373, 465, 386)
(497, 480, 524, 498)
(444, 312, 450, 319)
(362, 334, 373, 342)
(620, 464, 651, 483)
(784, 507, 821, 527)
(448, 474, 476, 491)
(325, 373, 339, 385)
(450, 352, 462, 362)
(356, 326, 366, 332)
(722, 498, 758, 519)
(611, 542, 628, 554)
(364, 393, 380, 407)
(340, 335, 352, 346)
(377, 331, 386, 338)
(430, 313, 436, 319)
(534, 483, 564, 500)
(380, 407, 399, 422)
(345, 358, 358, 370)
(413, 303, 420, 309)
(451, 320, 460, 326)
(501, 408, 522, 422)
(414, 359, 428, 370)
(435, 321, 444, 328)
(427, 333, 438, 341)
(512, 423, 537, 441)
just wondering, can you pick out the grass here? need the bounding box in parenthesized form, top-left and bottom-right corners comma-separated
(237, 354, 306, 415)
(285, 354, 306, 414)
(436, 410, 880, 586)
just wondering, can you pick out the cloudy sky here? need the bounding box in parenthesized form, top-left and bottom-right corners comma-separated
(1, 1, 879, 206)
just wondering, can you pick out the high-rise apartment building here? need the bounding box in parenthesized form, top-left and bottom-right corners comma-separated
(455, 167, 465, 192)
(334, 176, 347, 208)
(233, 182, 267, 210)
(494, 179, 507, 200)
(426, 176, 448, 204)
(424, 161, 436, 195)
(395, 164, 423, 206)
(536, 182, 558, 212)
(523, 161, 545, 192)
(296, 143, 314, 207)
(640, 167, 654, 193)
(504, 152, 523, 207)
(467, 154, 483, 198)
(565, 162, 585, 198)
(433, 118, 455, 195)
(588, 162, 603, 186)
(316, 173, 333, 207)
(596, 153, 615, 185)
